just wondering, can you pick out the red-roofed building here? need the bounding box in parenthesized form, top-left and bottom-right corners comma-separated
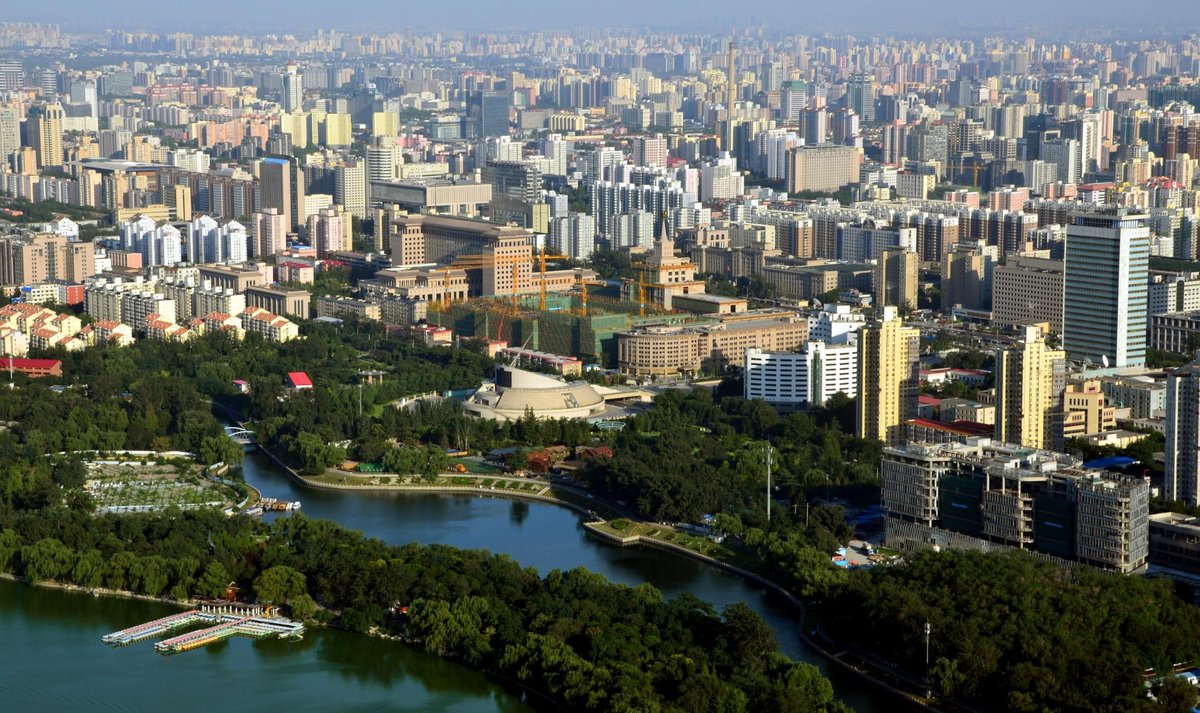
(904, 418, 993, 445)
(1, 357, 63, 378)
(287, 372, 313, 389)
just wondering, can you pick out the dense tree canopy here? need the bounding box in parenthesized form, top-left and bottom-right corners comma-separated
(828, 550, 1200, 713)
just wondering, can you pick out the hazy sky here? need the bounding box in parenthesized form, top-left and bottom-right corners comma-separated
(9, 0, 1200, 34)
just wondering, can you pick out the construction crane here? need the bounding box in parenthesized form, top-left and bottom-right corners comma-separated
(536, 246, 571, 311)
(628, 262, 670, 318)
(445, 250, 534, 312)
(575, 273, 609, 317)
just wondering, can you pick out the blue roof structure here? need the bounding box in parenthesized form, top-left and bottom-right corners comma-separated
(1083, 456, 1139, 470)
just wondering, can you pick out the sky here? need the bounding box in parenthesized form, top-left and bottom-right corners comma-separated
(8, 0, 1200, 35)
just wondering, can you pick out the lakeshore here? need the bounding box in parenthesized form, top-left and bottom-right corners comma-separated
(252, 439, 935, 711)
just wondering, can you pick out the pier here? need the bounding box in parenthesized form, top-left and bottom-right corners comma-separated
(103, 602, 304, 654)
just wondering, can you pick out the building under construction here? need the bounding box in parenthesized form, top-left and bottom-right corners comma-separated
(430, 292, 690, 367)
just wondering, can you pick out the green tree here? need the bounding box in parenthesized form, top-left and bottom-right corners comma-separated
(196, 560, 231, 599)
(253, 565, 308, 605)
(72, 550, 106, 589)
(199, 435, 244, 467)
(20, 538, 75, 583)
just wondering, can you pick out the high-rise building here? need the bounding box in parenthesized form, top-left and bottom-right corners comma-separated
(744, 342, 858, 409)
(0, 108, 19, 164)
(995, 326, 1066, 450)
(856, 306, 920, 444)
(334, 160, 367, 219)
(941, 241, 998, 313)
(25, 102, 64, 169)
(881, 440, 1149, 573)
(1063, 208, 1149, 368)
(308, 206, 349, 256)
(548, 213, 595, 260)
(632, 135, 668, 167)
(120, 215, 182, 267)
(0, 233, 94, 285)
(253, 209, 289, 258)
(464, 90, 511, 138)
(872, 248, 918, 308)
(785, 144, 862, 194)
(282, 63, 303, 114)
(259, 157, 305, 229)
(1166, 355, 1200, 506)
(846, 72, 876, 125)
(186, 215, 248, 264)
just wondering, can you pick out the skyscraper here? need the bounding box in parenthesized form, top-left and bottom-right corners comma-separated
(465, 90, 511, 138)
(282, 63, 303, 114)
(25, 101, 63, 168)
(872, 248, 918, 308)
(253, 209, 289, 257)
(308, 207, 349, 256)
(995, 326, 1066, 450)
(725, 42, 738, 153)
(0, 108, 19, 163)
(846, 72, 875, 125)
(1166, 355, 1200, 506)
(856, 306, 919, 444)
(1063, 208, 1149, 369)
(259, 157, 304, 229)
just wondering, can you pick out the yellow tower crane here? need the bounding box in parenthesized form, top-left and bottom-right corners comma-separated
(536, 246, 570, 312)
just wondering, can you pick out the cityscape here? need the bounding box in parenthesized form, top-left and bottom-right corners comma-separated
(4, 7, 1200, 713)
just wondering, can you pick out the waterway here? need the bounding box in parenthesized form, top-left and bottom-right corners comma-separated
(0, 446, 896, 712)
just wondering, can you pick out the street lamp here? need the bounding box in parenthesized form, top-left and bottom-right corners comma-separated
(924, 620, 932, 700)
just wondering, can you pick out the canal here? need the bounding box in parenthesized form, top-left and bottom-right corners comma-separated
(0, 446, 899, 711)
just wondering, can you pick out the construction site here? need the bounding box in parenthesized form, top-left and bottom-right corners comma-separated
(427, 289, 691, 368)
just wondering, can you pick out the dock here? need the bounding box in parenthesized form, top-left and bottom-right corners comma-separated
(103, 602, 304, 654)
(101, 610, 208, 646)
(154, 616, 303, 654)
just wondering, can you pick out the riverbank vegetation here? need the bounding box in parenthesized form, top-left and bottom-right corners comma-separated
(10, 319, 1200, 712)
(0, 502, 850, 712)
(1, 331, 852, 712)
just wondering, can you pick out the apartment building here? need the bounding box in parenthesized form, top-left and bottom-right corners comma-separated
(0, 233, 95, 286)
(240, 307, 299, 342)
(744, 341, 857, 409)
(881, 439, 1150, 573)
(314, 295, 381, 321)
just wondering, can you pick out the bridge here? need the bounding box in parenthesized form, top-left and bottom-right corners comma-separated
(224, 426, 255, 445)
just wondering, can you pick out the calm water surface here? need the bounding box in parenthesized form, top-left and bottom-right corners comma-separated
(0, 447, 897, 712)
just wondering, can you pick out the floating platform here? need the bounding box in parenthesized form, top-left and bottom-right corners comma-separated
(103, 602, 304, 654)
(154, 616, 303, 654)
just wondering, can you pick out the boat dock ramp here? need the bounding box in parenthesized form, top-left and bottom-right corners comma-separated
(102, 602, 303, 654)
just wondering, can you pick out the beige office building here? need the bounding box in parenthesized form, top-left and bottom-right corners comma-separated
(872, 248, 918, 308)
(26, 102, 63, 169)
(856, 306, 919, 444)
(245, 284, 311, 319)
(994, 326, 1066, 450)
(992, 254, 1064, 332)
(198, 263, 272, 294)
(0, 233, 94, 286)
(618, 310, 808, 378)
(382, 211, 535, 297)
(785, 144, 862, 194)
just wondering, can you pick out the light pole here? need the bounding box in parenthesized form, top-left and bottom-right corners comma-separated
(924, 620, 932, 700)
(765, 443, 773, 522)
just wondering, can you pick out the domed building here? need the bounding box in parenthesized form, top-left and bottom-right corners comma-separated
(463, 365, 606, 421)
